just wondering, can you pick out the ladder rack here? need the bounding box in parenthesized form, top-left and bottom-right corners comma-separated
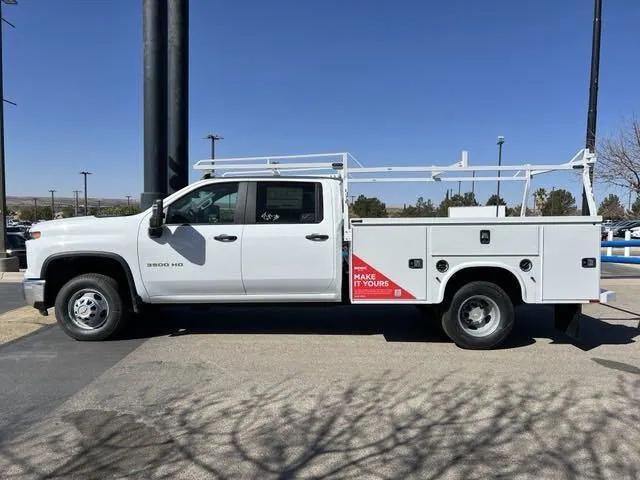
(193, 149, 597, 239)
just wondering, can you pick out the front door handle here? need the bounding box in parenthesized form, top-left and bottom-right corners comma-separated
(214, 234, 237, 242)
(305, 234, 329, 241)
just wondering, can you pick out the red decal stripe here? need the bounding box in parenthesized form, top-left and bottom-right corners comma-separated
(351, 254, 415, 300)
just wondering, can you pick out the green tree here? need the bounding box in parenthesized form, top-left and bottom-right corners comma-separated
(598, 194, 625, 220)
(60, 206, 75, 218)
(99, 205, 141, 217)
(628, 195, 640, 217)
(542, 189, 576, 216)
(435, 192, 475, 216)
(461, 192, 479, 206)
(351, 195, 387, 218)
(18, 205, 52, 222)
(397, 196, 436, 217)
(533, 188, 547, 215)
(485, 194, 506, 206)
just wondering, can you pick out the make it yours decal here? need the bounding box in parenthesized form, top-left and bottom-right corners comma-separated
(352, 254, 415, 300)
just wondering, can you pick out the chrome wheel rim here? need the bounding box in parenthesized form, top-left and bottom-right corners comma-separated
(457, 295, 500, 338)
(67, 289, 110, 330)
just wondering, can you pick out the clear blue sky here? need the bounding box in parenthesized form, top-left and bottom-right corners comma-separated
(3, 0, 639, 207)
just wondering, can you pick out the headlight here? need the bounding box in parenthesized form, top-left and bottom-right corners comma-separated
(6, 249, 12, 254)
(29, 231, 41, 240)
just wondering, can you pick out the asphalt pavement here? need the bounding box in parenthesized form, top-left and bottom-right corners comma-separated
(0, 282, 25, 314)
(0, 279, 639, 479)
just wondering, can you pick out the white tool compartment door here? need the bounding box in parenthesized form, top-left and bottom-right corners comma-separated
(542, 224, 600, 301)
(351, 225, 426, 301)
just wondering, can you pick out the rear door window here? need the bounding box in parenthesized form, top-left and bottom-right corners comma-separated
(255, 182, 323, 224)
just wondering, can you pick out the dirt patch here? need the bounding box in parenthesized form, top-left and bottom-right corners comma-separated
(0, 306, 55, 345)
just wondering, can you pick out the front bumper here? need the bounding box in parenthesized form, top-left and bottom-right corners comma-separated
(23, 279, 46, 309)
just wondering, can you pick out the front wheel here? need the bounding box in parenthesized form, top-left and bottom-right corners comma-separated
(441, 281, 514, 349)
(54, 273, 127, 341)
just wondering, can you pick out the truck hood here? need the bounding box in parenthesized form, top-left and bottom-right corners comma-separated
(31, 214, 144, 236)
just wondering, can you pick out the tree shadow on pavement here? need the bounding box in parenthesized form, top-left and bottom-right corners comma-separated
(1, 372, 639, 479)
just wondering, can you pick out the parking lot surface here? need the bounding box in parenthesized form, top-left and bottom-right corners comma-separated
(1, 278, 639, 479)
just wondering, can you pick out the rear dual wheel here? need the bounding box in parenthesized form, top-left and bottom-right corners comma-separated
(441, 281, 514, 349)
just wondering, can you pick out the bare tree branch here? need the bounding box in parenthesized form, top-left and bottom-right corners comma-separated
(597, 118, 640, 193)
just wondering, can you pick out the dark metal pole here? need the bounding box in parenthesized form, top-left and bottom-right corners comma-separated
(49, 189, 55, 219)
(141, 0, 168, 209)
(582, 0, 602, 215)
(0, 1, 12, 269)
(80, 171, 91, 215)
(167, 0, 189, 195)
(32, 197, 37, 222)
(495, 136, 504, 217)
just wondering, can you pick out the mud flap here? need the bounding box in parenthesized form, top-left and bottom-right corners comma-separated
(554, 304, 581, 338)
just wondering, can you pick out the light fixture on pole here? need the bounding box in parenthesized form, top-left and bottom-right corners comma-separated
(79, 171, 92, 216)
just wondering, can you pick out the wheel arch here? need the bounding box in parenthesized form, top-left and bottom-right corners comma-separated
(41, 252, 142, 312)
(437, 263, 526, 305)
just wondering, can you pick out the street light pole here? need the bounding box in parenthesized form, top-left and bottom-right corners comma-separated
(80, 171, 92, 215)
(495, 136, 505, 217)
(0, 0, 17, 272)
(205, 134, 222, 159)
(49, 189, 56, 219)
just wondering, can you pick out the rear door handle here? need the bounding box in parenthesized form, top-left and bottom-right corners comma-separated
(306, 234, 329, 241)
(214, 234, 237, 242)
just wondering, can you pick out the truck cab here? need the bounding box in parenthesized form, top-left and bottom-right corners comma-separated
(137, 177, 343, 302)
(23, 176, 346, 342)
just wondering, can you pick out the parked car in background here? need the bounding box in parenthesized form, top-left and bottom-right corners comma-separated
(614, 220, 640, 237)
(630, 226, 640, 239)
(6, 225, 28, 234)
(6, 232, 26, 268)
(602, 220, 625, 239)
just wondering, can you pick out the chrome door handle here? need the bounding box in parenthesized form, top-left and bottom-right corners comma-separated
(214, 234, 237, 242)
(305, 234, 329, 241)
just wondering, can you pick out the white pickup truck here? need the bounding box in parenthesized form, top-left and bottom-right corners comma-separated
(23, 150, 613, 349)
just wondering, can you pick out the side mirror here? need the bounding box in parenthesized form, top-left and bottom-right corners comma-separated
(148, 199, 164, 238)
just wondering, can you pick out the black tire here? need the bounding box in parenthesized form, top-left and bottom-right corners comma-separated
(441, 281, 514, 350)
(54, 273, 127, 341)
